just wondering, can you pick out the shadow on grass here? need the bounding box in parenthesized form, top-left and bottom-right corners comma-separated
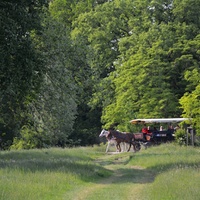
(0, 150, 155, 185)
(133, 151, 200, 173)
(0, 149, 112, 182)
(93, 153, 156, 184)
(106, 160, 200, 185)
(1, 148, 199, 185)
(109, 167, 155, 184)
(92, 150, 200, 185)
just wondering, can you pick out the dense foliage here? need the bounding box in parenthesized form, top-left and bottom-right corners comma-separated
(0, 0, 199, 149)
(0, 0, 48, 148)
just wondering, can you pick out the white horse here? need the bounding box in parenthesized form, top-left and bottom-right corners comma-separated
(99, 129, 127, 153)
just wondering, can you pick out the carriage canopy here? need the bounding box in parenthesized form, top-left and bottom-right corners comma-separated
(130, 118, 190, 124)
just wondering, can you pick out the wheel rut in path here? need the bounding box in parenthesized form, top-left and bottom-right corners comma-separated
(74, 153, 154, 200)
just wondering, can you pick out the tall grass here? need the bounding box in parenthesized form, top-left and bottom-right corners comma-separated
(0, 144, 200, 200)
(129, 144, 200, 200)
(0, 146, 111, 200)
(146, 169, 200, 200)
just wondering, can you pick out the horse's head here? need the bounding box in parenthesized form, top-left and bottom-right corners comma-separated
(99, 129, 109, 137)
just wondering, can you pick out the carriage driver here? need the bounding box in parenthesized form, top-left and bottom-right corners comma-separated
(142, 125, 152, 141)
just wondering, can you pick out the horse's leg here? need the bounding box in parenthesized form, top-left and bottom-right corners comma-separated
(117, 142, 121, 152)
(121, 142, 124, 152)
(124, 142, 128, 152)
(125, 142, 128, 151)
(126, 142, 131, 152)
(114, 141, 119, 152)
(132, 141, 136, 152)
(106, 141, 110, 153)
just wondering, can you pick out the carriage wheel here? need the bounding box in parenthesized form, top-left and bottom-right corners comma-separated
(135, 142, 141, 151)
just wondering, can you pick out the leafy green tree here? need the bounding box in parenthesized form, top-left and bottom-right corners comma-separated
(39, 16, 79, 147)
(49, 0, 118, 145)
(72, 0, 136, 116)
(100, 0, 200, 131)
(171, 0, 200, 134)
(7, 0, 200, 149)
(46, 0, 200, 136)
(0, 0, 47, 149)
(11, 12, 82, 149)
(48, 0, 105, 27)
(173, 0, 200, 27)
(179, 34, 200, 134)
(44, 5, 103, 146)
(180, 81, 200, 135)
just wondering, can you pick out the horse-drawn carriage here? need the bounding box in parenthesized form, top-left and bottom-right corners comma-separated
(100, 118, 190, 153)
(130, 118, 190, 146)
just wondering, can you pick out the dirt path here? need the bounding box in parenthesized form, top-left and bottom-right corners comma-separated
(74, 167, 124, 200)
(74, 152, 154, 200)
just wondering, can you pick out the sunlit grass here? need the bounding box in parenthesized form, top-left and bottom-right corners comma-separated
(129, 144, 200, 170)
(145, 169, 200, 200)
(129, 144, 200, 200)
(0, 169, 77, 200)
(0, 147, 111, 200)
(0, 144, 200, 200)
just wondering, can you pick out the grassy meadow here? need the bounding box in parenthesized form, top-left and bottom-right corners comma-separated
(0, 143, 200, 200)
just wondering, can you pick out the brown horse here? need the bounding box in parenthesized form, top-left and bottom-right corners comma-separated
(107, 130, 136, 152)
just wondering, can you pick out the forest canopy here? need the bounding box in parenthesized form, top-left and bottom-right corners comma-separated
(0, 0, 199, 149)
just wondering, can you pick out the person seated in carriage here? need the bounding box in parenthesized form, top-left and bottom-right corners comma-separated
(142, 125, 152, 141)
(147, 126, 152, 134)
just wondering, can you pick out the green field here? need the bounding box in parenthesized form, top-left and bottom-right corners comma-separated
(0, 144, 200, 200)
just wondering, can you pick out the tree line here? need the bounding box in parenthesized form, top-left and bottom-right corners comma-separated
(0, 0, 199, 149)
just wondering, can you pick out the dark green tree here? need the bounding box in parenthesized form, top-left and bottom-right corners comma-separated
(49, 0, 112, 145)
(0, 0, 48, 149)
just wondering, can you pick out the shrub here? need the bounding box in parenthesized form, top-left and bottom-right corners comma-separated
(174, 129, 187, 145)
(10, 125, 46, 150)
